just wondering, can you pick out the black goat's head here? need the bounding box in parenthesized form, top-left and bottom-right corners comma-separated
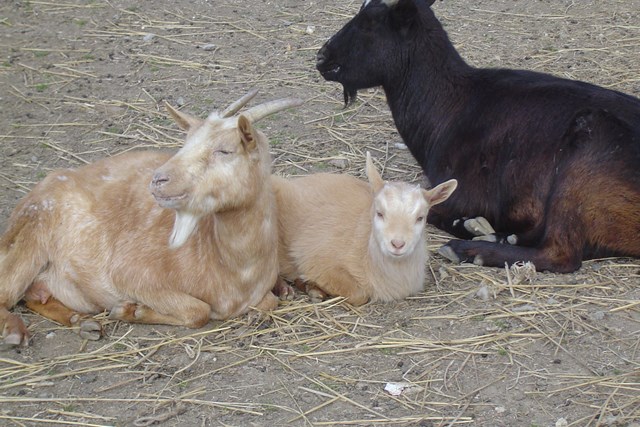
(316, 0, 437, 106)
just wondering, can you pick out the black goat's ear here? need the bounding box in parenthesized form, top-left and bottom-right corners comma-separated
(390, 0, 419, 30)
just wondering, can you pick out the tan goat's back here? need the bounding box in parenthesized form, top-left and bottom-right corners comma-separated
(273, 173, 372, 301)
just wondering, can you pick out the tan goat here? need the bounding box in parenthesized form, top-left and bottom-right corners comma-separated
(273, 153, 458, 305)
(0, 91, 302, 346)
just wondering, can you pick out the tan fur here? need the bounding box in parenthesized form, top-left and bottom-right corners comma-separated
(273, 153, 457, 306)
(0, 95, 300, 346)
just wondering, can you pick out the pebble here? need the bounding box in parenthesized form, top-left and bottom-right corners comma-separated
(476, 285, 491, 301)
(395, 142, 408, 150)
(200, 43, 217, 51)
(143, 33, 156, 42)
(176, 97, 185, 106)
(329, 158, 348, 169)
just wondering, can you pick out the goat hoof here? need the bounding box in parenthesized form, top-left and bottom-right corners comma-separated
(472, 234, 497, 243)
(307, 287, 327, 304)
(2, 314, 30, 347)
(438, 245, 460, 264)
(272, 278, 295, 301)
(78, 320, 102, 341)
(2, 331, 28, 347)
(464, 217, 495, 236)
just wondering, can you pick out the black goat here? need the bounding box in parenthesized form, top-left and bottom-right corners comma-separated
(316, 0, 640, 273)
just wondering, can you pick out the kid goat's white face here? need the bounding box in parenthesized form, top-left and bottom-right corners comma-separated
(372, 183, 429, 258)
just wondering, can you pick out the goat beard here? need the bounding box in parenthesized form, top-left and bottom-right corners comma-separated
(342, 85, 358, 107)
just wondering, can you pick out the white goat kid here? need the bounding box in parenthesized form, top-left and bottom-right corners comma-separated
(273, 153, 457, 305)
(0, 91, 302, 347)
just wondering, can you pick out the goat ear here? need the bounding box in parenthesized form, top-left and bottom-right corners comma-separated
(165, 102, 201, 131)
(423, 179, 457, 206)
(365, 152, 384, 193)
(390, 0, 419, 29)
(237, 114, 257, 152)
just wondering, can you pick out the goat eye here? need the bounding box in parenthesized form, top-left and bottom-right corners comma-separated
(376, 211, 384, 219)
(416, 216, 424, 223)
(215, 149, 232, 156)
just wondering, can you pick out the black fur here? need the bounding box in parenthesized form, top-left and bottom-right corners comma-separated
(317, 0, 640, 272)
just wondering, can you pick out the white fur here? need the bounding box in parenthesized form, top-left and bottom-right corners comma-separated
(169, 211, 200, 248)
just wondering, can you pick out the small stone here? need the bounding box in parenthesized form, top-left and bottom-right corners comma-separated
(200, 43, 217, 51)
(176, 97, 185, 106)
(494, 406, 506, 413)
(305, 25, 315, 34)
(590, 311, 605, 321)
(395, 142, 408, 150)
(476, 285, 491, 301)
(143, 33, 156, 42)
(45, 332, 56, 339)
(555, 417, 568, 427)
(329, 158, 348, 169)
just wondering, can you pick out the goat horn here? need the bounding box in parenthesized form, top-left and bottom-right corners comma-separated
(242, 98, 304, 123)
(220, 88, 259, 118)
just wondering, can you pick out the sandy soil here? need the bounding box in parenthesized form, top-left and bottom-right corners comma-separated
(0, 1, 639, 426)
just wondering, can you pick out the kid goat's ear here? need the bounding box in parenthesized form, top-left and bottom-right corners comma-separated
(237, 114, 257, 152)
(423, 179, 458, 206)
(365, 152, 385, 193)
(165, 101, 202, 131)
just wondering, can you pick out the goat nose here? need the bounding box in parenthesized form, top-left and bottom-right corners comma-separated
(151, 171, 170, 188)
(316, 46, 327, 66)
(391, 239, 406, 250)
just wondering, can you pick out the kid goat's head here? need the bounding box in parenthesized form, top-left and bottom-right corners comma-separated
(366, 152, 457, 258)
(151, 90, 302, 248)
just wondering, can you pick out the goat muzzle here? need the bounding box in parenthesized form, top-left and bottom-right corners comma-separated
(151, 171, 170, 189)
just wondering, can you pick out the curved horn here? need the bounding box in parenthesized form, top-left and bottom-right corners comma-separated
(242, 98, 304, 123)
(220, 88, 259, 118)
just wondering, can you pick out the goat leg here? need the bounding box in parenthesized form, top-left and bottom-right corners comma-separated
(272, 277, 296, 301)
(1, 307, 30, 347)
(25, 297, 102, 341)
(109, 292, 211, 328)
(438, 238, 582, 273)
(294, 279, 328, 303)
(23, 281, 102, 341)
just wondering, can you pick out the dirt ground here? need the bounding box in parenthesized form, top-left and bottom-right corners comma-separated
(1, 0, 639, 426)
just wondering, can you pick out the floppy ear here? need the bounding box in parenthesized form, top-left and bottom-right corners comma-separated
(237, 114, 257, 152)
(165, 102, 202, 131)
(365, 152, 384, 193)
(423, 179, 458, 206)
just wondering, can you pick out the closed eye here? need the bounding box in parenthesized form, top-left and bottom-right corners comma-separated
(416, 216, 424, 223)
(215, 149, 233, 155)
